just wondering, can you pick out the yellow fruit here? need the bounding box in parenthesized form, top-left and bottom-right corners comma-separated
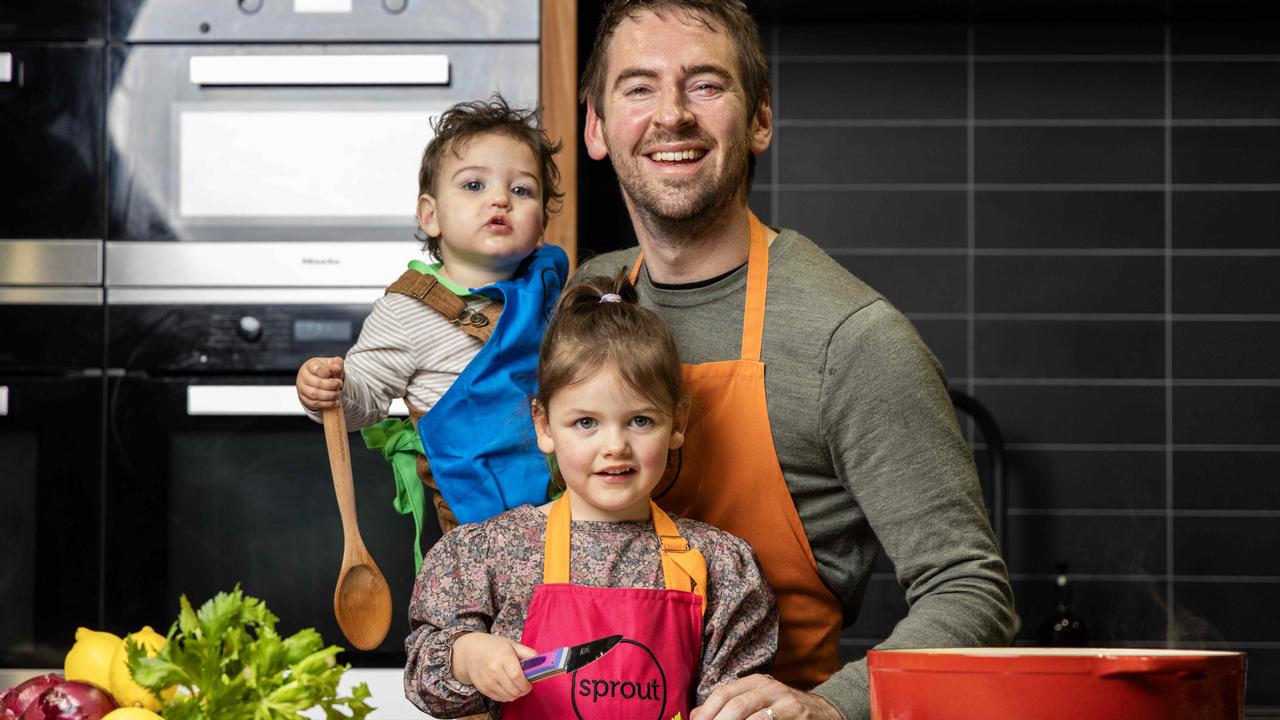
(108, 626, 174, 711)
(101, 709, 164, 720)
(64, 627, 122, 691)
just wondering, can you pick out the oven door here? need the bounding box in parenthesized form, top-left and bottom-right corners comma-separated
(105, 42, 538, 287)
(0, 374, 104, 667)
(0, 41, 104, 247)
(104, 374, 424, 664)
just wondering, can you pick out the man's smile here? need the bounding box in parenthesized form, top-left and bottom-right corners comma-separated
(648, 149, 707, 162)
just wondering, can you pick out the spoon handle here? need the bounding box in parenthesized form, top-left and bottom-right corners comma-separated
(323, 406, 362, 545)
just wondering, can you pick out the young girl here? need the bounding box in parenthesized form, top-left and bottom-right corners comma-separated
(404, 273, 778, 720)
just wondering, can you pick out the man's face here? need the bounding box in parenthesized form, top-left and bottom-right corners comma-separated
(584, 9, 772, 226)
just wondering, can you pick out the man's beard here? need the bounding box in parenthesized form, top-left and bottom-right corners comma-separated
(614, 131, 750, 239)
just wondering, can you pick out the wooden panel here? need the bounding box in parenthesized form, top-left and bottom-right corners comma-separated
(541, 0, 578, 268)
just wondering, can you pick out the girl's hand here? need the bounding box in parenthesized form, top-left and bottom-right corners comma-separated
(451, 632, 538, 702)
(296, 356, 344, 411)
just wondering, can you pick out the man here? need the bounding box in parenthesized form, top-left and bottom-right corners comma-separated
(575, 1, 1016, 719)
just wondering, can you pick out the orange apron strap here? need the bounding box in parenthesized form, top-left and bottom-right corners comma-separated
(543, 495, 572, 584)
(651, 501, 708, 618)
(629, 253, 644, 285)
(627, 211, 768, 363)
(542, 497, 706, 617)
(740, 211, 768, 363)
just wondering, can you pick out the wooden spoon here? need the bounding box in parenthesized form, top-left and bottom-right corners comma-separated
(323, 406, 393, 650)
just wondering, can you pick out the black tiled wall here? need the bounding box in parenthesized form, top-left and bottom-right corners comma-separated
(759, 18, 1280, 707)
(577, 10, 1280, 709)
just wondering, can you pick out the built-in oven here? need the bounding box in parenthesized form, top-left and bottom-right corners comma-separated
(103, 288, 431, 668)
(105, 0, 539, 287)
(1, 1, 108, 679)
(0, 289, 105, 669)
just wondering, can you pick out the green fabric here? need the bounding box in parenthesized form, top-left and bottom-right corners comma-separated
(406, 259, 471, 296)
(361, 418, 428, 573)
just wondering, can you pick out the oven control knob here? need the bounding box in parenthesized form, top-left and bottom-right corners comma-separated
(238, 0, 265, 14)
(382, 0, 409, 13)
(238, 316, 263, 342)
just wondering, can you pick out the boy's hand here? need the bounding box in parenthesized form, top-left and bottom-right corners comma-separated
(296, 356, 344, 411)
(451, 632, 537, 702)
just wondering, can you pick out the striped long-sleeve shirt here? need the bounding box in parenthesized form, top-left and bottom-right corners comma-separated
(306, 292, 493, 428)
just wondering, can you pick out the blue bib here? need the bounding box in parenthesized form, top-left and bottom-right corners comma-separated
(418, 244, 567, 525)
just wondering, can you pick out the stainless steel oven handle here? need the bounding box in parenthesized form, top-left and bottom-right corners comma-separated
(186, 385, 408, 417)
(188, 54, 449, 87)
(0, 386, 8, 416)
(1, 52, 12, 83)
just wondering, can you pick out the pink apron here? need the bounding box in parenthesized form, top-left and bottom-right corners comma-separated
(502, 496, 706, 720)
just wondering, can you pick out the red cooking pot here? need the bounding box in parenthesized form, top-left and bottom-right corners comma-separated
(869, 647, 1246, 720)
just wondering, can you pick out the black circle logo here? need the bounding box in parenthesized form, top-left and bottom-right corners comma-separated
(570, 638, 667, 720)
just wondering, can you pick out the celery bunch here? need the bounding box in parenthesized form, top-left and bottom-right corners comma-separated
(128, 587, 375, 720)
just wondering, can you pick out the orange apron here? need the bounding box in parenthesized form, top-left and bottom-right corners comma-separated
(630, 212, 843, 689)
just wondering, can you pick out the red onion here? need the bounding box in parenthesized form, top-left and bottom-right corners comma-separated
(18, 682, 117, 720)
(0, 675, 63, 720)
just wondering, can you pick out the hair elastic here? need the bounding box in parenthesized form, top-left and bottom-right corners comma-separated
(599, 293, 622, 303)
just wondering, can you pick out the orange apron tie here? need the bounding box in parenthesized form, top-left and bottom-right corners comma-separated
(629, 211, 843, 688)
(543, 496, 707, 617)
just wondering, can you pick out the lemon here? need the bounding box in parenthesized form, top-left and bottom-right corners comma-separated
(108, 626, 174, 711)
(64, 627, 122, 692)
(101, 709, 164, 720)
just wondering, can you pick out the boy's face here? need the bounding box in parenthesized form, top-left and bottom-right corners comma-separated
(418, 132, 544, 276)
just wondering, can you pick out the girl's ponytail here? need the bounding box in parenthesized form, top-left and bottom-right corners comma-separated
(535, 268, 684, 421)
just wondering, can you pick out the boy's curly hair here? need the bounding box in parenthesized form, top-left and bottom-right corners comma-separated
(416, 95, 564, 260)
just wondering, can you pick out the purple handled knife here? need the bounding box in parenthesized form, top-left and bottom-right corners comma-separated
(521, 634, 624, 682)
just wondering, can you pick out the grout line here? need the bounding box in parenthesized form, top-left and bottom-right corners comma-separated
(870, 571, 1280, 584)
(966, 440, 1280, 452)
(771, 26, 780, 225)
(777, 118, 1280, 127)
(751, 183, 1280, 191)
(956, 378, 1280, 387)
(902, 312, 1280, 321)
(774, 54, 1280, 63)
(1005, 442, 1280, 451)
(1008, 508, 1280, 519)
(1164, 21, 1176, 646)
(967, 23, 976, 406)
(828, 247, 1280, 256)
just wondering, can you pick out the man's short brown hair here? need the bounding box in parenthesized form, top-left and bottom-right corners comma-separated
(580, 0, 770, 121)
(416, 95, 564, 260)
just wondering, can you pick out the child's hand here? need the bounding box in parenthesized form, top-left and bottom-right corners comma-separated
(296, 356, 344, 411)
(451, 632, 537, 702)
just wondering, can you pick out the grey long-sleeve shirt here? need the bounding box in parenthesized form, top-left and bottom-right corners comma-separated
(577, 228, 1016, 719)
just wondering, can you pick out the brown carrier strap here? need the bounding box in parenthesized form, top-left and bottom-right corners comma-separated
(405, 404, 461, 536)
(386, 269, 502, 343)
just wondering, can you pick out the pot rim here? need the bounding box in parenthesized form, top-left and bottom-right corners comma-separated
(873, 647, 1242, 657)
(868, 647, 1246, 675)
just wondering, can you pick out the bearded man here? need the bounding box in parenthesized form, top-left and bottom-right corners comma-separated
(575, 2, 1016, 719)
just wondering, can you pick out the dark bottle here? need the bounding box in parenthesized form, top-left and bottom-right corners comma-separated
(1038, 562, 1089, 647)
